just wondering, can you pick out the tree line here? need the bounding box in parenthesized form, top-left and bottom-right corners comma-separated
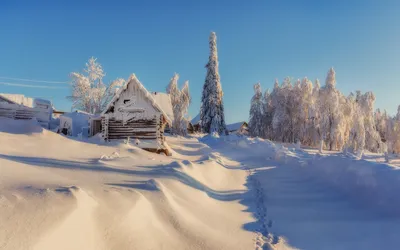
(248, 68, 400, 155)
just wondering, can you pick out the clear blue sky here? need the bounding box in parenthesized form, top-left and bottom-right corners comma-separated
(1, 0, 400, 123)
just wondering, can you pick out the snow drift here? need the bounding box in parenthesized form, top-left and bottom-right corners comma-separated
(0, 117, 44, 134)
(308, 154, 400, 215)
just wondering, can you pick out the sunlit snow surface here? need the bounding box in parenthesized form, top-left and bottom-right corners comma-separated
(1, 118, 400, 250)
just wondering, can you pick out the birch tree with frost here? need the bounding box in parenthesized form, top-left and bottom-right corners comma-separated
(166, 74, 191, 136)
(69, 57, 124, 114)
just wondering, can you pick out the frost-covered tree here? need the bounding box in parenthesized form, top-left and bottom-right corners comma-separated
(357, 91, 382, 152)
(318, 68, 343, 150)
(272, 77, 292, 142)
(298, 77, 314, 145)
(263, 88, 274, 139)
(179, 81, 191, 135)
(384, 109, 400, 154)
(166, 74, 191, 136)
(246, 67, 395, 154)
(396, 105, 400, 121)
(248, 83, 264, 137)
(347, 93, 365, 153)
(200, 32, 227, 134)
(308, 79, 321, 146)
(291, 79, 303, 142)
(375, 109, 388, 143)
(167, 73, 180, 108)
(69, 57, 124, 114)
(167, 73, 181, 134)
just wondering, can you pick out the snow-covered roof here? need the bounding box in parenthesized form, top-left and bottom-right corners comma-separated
(151, 92, 174, 123)
(34, 98, 51, 105)
(102, 74, 172, 125)
(63, 110, 94, 118)
(0, 93, 34, 107)
(0, 94, 52, 109)
(191, 113, 200, 124)
(226, 122, 247, 132)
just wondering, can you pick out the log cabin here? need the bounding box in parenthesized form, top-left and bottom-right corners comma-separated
(100, 74, 172, 155)
(226, 121, 249, 135)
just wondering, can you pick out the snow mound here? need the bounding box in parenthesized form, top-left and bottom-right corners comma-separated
(33, 187, 99, 250)
(201, 134, 292, 162)
(0, 117, 44, 134)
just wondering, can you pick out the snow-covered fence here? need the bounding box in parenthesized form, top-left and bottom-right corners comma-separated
(0, 103, 51, 128)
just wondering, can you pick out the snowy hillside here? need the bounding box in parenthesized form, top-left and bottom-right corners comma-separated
(1, 118, 400, 249)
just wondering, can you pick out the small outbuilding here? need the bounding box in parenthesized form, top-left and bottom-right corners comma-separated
(0, 93, 52, 128)
(100, 74, 172, 154)
(59, 110, 93, 137)
(191, 113, 201, 133)
(227, 121, 249, 135)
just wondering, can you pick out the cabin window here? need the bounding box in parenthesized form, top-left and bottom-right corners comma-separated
(124, 99, 130, 104)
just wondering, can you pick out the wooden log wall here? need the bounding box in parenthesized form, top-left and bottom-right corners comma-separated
(0, 107, 38, 120)
(105, 118, 159, 140)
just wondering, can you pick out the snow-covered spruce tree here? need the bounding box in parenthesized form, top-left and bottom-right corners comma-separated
(248, 83, 264, 137)
(69, 57, 125, 114)
(166, 74, 191, 136)
(200, 32, 227, 134)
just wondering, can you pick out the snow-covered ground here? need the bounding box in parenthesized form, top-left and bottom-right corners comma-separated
(1, 118, 400, 249)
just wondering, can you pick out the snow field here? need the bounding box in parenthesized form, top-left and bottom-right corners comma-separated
(0, 119, 254, 249)
(2, 119, 400, 249)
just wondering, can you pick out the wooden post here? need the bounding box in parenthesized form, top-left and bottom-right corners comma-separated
(102, 116, 109, 141)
